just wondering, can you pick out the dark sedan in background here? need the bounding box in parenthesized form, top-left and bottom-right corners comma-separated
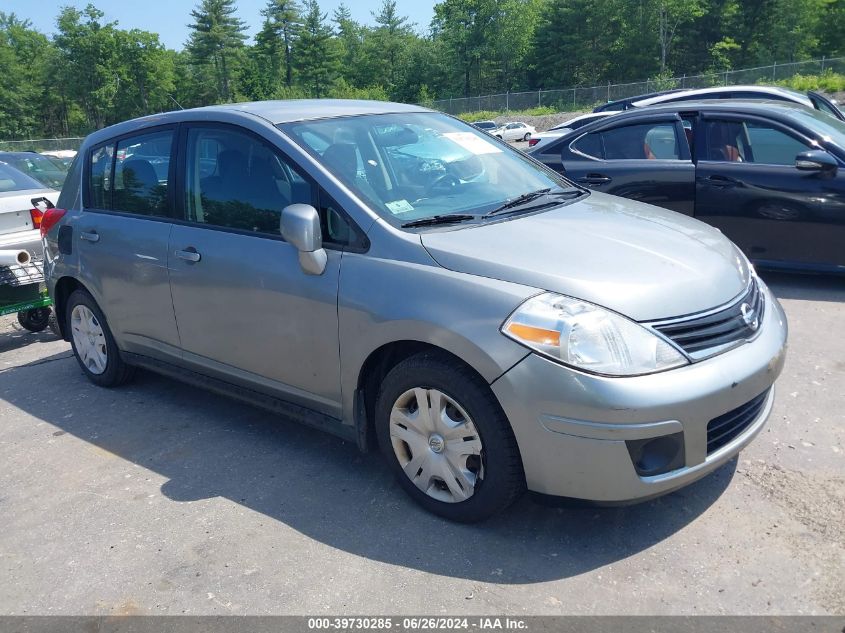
(529, 100, 845, 273)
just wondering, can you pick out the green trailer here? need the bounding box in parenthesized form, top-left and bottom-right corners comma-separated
(0, 259, 54, 332)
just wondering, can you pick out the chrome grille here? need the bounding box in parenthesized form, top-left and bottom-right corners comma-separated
(649, 278, 764, 359)
(707, 389, 770, 454)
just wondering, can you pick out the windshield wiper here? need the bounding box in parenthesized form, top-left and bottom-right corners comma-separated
(401, 214, 475, 228)
(483, 187, 583, 218)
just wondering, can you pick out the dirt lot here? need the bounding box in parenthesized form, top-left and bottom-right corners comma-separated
(0, 272, 842, 615)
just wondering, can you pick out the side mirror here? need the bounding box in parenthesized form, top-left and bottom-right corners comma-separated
(280, 203, 327, 275)
(795, 149, 838, 174)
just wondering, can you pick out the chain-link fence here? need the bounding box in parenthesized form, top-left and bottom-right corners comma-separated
(0, 138, 84, 153)
(426, 56, 845, 116)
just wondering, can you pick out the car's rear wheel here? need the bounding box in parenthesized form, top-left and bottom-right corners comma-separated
(375, 352, 525, 522)
(66, 289, 135, 387)
(523, 132, 531, 141)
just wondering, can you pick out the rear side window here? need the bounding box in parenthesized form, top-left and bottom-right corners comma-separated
(113, 131, 174, 216)
(89, 144, 114, 208)
(87, 129, 173, 217)
(604, 123, 679, 160)
(571, 133, 603, 159)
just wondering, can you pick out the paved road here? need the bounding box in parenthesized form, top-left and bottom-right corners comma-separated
(0, 272, 842, 615)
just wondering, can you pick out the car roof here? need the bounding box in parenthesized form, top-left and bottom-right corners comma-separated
(549, 99, 829, 143)
(633, 85, 811, 107)
(84, 99, 434, 148)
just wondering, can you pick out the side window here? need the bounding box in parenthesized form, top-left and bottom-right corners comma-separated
(571, 132, 603, 159)
(704, 119, 810, 165)
(185, 126, 317, 236)
(113, 130, 174, 216)
(319, 190, 368, 251)
(744, 122, 812, 165)
(89, 144, 114, 209)
(600, 122, 680, 160)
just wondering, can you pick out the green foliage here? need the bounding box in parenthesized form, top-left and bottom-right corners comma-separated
(774, 70, 845, 92)
(293, 0, 341, 97)
(1, 0, 843, 139)
(186, 0, 247, 102)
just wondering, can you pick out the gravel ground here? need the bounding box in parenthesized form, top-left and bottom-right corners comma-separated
(0, 271, 842, 615)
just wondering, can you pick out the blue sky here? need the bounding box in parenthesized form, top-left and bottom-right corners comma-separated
(3, 0, 435, 49)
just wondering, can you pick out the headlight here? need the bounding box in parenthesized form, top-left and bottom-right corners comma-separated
(502, 293, 689, 376)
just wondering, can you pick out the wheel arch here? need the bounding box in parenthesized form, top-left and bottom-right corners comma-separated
(354, 339, 506, 452)
(51, 276, 86, 340)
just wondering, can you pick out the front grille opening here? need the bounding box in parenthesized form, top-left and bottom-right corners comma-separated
(652, 278, 764, 358)
(706, 389, 770, 454)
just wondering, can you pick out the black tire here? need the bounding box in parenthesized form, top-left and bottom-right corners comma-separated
(47, 311, 61, 337)
(375, 351, 525, 522)
(523, 132, 531, 141)
(66, 289, 135, 387)
(17, 307, 51, 332)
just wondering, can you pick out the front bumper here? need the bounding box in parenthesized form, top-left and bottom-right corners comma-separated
(491, 281, 788, 501)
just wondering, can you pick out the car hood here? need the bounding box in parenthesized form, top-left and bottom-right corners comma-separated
(420, 192, 751, 322)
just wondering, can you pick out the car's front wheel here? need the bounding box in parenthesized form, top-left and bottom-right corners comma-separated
(375, 352, 525, 522)
(66, 289, 135, 387)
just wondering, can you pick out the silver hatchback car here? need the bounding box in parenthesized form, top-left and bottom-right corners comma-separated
(43, 100, 787, 522)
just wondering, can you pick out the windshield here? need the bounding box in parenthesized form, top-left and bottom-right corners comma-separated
(0, 161, 47, 192)
(280, 112, 576, 226)
(0, 153, 66, 189)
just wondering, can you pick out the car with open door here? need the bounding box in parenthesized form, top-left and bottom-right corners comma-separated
(624, 85, 844, 121)
(529, 100, 845, 273)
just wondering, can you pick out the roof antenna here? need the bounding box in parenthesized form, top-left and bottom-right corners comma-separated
(167, 94, 184, 110)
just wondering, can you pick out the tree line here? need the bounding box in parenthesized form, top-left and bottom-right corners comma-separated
(1, 0, 843, 140)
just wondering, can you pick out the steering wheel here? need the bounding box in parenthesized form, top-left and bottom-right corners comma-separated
(425, 172, 461, 196)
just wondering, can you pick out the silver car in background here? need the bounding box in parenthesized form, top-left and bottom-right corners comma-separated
(43, 100, 787, 522)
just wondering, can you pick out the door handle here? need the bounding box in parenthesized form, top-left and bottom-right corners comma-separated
(702, 175, 740, 188)
(80, 231, 100, 243)
(578, 174, 612, 185)
(175, 248, 201, 263)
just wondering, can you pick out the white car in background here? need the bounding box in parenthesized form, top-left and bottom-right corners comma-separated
(527, 112, 617, 150)
(493, 121, 536, 142)
(0, 161, 59, 258)
(630, 85, 844, 121)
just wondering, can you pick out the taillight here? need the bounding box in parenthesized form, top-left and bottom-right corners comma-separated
(40, 208, 66, 238)
(528, 138, 540, 147)
(30, 208, 44, 229)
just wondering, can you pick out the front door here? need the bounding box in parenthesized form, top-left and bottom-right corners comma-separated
(694, 114, 842, 267)
(168, 123, 343, 417)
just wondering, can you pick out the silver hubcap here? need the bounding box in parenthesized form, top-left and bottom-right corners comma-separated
(70, 305, 108, 375)
(390, 388, 484, 504)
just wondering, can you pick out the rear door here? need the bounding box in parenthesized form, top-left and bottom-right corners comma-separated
(693, 113, 842, 266)
(167, 122, 344, 417)
(558, 115, 696, 215)
(75, 127, 181, 361)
